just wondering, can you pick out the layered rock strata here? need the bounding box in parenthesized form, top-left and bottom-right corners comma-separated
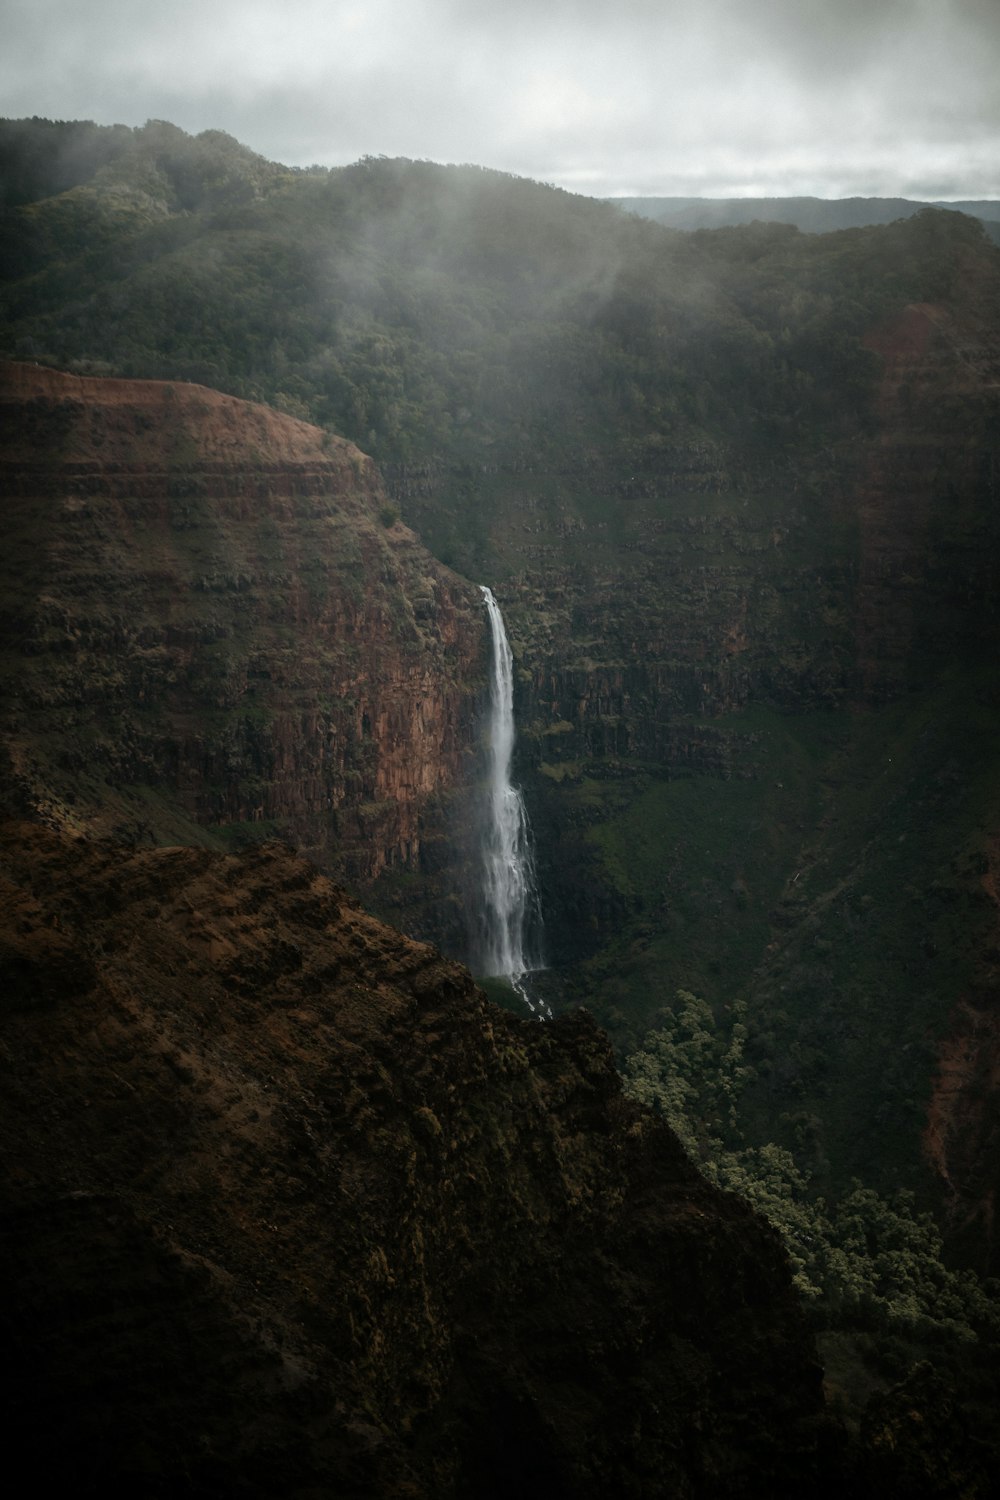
(0, 361, 485, 925)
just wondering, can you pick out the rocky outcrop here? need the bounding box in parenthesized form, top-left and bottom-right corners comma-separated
(0, 821, 838, 1497)
(855, 299, 1000, 701)
(0, 362, 485, 944)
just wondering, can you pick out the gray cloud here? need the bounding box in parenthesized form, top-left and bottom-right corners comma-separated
(1, 0, 998, 198)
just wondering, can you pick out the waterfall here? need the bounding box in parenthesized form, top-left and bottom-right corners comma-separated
(478, 586, 545, 1011)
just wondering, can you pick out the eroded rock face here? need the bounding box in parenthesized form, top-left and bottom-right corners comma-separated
(924, 831, 1000, 1275)
(0, 822, 836, 1497)
(491, 293, 1000, 762)
(0, 362, 485, 928)
(478, 292, 1000, 1231)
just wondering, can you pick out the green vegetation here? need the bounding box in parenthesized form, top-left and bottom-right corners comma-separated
(476, 974, 530, 1015)
(624, 988, 1000, 1443)
(4, 121, 987, 503)
(536, 671, 1000, 1199)
(625, 988, 998, 1335)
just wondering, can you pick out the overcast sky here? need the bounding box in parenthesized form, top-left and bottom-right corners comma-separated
(3, 0, 998, 200)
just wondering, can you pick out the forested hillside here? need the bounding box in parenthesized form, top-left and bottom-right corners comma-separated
(611, 194, 1000, 239)
(2, 116, 972, 479)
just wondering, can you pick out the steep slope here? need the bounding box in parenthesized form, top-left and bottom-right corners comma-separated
(0, 361, 485, 949)
(0, 821, 837, 1497)
(513, 263, 1000, 1246)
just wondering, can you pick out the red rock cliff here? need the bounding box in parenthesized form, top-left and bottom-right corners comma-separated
(0, 362, 485, 914)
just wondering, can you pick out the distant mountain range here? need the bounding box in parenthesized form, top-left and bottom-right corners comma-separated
(609, 195, 1000, 242)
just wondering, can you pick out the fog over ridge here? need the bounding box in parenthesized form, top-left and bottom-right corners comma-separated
(2, 0, 998, 199)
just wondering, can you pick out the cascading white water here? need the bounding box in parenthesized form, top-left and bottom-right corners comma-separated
(478, 585, 544, 1010)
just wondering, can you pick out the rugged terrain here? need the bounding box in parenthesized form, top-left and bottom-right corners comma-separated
(0, 360, 486, 950)
(0, 821, 838, 1497)
(3, 132, 1000, 1245)
(3, 120, 1000, 1486)
(497, 283, 1000, 1252)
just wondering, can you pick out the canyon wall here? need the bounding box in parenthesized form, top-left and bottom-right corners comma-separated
(3, 265, 999, 1258)
(0, 361, 486, 947)
(394, 287, 1000, 1258)
(0, 361, 848, 1496)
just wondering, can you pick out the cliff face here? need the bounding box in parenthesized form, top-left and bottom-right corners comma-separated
(0, 821, 836, 1497)
(487, 290, 998, 754)
(504, 290, 1000, 1193)
(0, 362, 485, 945)
(385, 278, 1000, 1249)
(923, 827, 1000, 1272)
(855, 298, 1000, 699)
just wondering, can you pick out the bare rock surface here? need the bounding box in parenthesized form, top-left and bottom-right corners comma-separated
(0, 362, 484, 917)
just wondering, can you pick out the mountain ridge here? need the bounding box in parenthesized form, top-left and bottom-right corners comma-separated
(608, 195, 1000, 240)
